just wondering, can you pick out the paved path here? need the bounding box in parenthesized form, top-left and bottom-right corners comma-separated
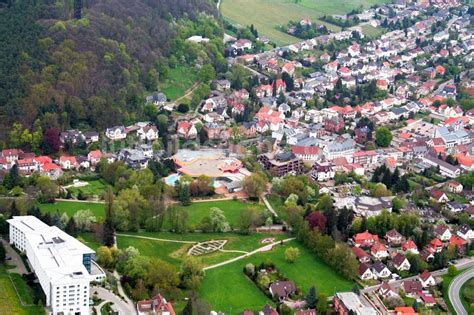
(113, 270, 137, 314)
(448, 267, 474, 315)
(203, 238, 295, 271)
(116, 233, 196, 244)
(91, 286, 136, 315)
(1, 239, 28, 275)
(94, 300, 108, 314)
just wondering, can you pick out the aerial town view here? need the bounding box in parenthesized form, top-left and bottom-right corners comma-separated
(0, 0, 474, 314)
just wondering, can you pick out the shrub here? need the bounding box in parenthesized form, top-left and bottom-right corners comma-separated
(284, 247, 300, 263)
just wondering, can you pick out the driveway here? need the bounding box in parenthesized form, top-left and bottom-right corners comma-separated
(91, 286, 136, 315)
(1, 238, 28, 274)
(448, 267, 474, 315)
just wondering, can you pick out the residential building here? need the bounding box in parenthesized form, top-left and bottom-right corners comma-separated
(137, 294, 175, 315)
(257, 152, 305, 177)
(333, 292, 377, 315)
(269, 281, 296, 302)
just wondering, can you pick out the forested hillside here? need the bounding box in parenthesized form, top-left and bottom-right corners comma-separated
(0, 0, 222, 139)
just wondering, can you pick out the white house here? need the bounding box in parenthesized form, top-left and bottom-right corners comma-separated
(359, 263, 376, 280)
(372, 262, 391, 279)
(137, 125, 159, 141)
(457, 224, 474, 240)
(419, 271, 436, 288)
(434, 225, 452, 241)
(106, 126, 127, 140)
(392, 253, 411, 271)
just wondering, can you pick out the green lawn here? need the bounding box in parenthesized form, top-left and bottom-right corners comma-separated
(158, 65, 198, 100)
(461, 278, 474, 313)
(200, 240, 354, 312)
(360, 24, 386, 38)
(38, 201, 105, 219)
(167, 199, 268, 230)
(0, 265, 44, 315)
(220, 0, 389, 45)
(441, 269, 471, 314)
(66, 180, 109, 199)
(77, 232, 102, 251)
(266, 194, 288, 222)
(115, 232, 285, 267)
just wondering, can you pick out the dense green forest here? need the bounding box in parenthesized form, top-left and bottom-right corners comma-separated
(0, 0, 223, 140)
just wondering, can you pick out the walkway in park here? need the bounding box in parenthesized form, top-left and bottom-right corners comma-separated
(203, 238, 295, 271)
(116, 233, 196, 244)
(448, 267, 474, 315)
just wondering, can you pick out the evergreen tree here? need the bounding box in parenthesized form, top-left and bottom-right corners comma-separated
(10, 200, 20, 217)
(381, 168, 392, 188)
(360, 217, 368, 232)
(181, 297, 193, 315)
(391, 168, 400, 187)
(41, 213, 52, 225)
(178, 183, 191, 206)
(351, 284, 360, 295)
(3, 164, 20, 189)
(66, 218, 78, 237)
(0, 242, 5, 263)
(103, 187, 115, 246)
(51, 211, 64, 230)
(324, 207, 337, 235)
(27, 205, 41, 218)
(305, 286, 317, 309)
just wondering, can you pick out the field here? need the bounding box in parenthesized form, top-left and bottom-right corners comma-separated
(360, 24, 386, 38)
(158, 65, 198, 100)
(220, 0, 389, 45)
(38, 200, 105, 218)
(167, 199, 268, 229)
(114, 231, 285, 267)
(66, 180, 109, 199)
(0, 265, 44, 315)
(266, 194, 288, 222)
(199, 240, 354, 312)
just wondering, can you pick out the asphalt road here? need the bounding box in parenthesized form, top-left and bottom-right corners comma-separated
(448, 267, 474, 315)
(1, 239, 28, 274)
(91, 286, 137, 315)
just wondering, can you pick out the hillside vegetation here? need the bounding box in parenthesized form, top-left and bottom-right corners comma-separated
(0, 0, 223, 139)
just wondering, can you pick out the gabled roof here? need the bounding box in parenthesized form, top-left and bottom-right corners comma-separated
(434, 224, 450, 236)
(372, 262, 388, 273)
(392, 253, 408, 267)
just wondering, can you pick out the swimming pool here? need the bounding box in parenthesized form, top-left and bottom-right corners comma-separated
(164, 173, 180, 186)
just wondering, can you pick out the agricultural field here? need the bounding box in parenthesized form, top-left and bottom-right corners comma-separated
(0, 265, 44, 315)
(220, 0, 389, 45)
(158, 65, 198, 100)
(166, 199, 269, 230)
(199, 240, 354, 313)
(38, 200, 105, 219)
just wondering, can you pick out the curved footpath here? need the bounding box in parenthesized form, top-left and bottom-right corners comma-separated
(448, 267, 474, 315)
(203, 238, 295, 271)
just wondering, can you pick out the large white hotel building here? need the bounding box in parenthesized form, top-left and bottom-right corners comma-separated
(8, 216, 105, 315)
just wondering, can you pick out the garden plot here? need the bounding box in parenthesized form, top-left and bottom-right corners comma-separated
(188, 240, 227, 256)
